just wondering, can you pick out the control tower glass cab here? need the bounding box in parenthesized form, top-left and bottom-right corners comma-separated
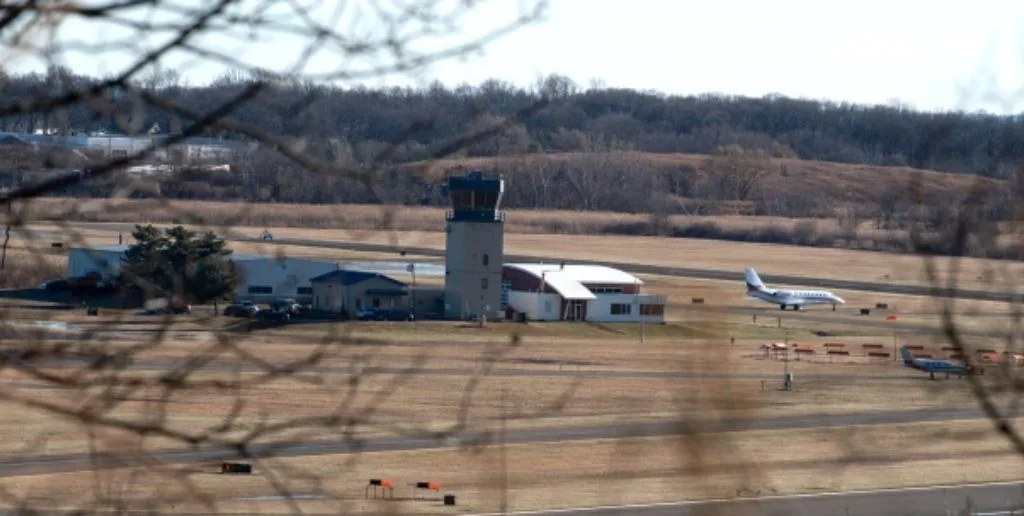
(445, 170, 505, 222)
(443, 170, 506, 321)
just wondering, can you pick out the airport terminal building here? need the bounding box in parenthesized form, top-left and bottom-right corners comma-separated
(501, 263, 666, 323)
(66, 244, 339, 303)
(62, 170, 668, 322)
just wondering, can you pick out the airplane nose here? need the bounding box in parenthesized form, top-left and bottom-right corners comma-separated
(834, 297, 845, 304)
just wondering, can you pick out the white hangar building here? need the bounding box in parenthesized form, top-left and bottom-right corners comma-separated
(501, 263, 666, 323)
(65, 244, 338, 303)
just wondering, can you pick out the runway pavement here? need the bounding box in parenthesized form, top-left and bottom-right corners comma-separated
(465, 481, 1024, 516)
(0, 406, 990, 478)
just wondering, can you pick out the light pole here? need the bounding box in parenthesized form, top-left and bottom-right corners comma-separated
(783, 330, 791, 390)
(893, 331, 898, 363)
(634, 279, 645, 345)
(407, 263, 416, 313)
(537, 271, 546, 320)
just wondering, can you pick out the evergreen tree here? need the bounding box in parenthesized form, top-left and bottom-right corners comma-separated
(120, 224, 240, 304)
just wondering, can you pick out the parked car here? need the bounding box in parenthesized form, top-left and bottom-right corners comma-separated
(270, 299, 301, 315)
(259, 309, 291, 321)
(223, 301, 260, 317)
(144, 304, 191, 315)
(142, 297, 191, 315)
(356, 307, 414, 321)
(355, 308, 380, 321)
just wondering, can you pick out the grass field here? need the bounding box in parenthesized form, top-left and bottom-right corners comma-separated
(398, 151, 1007, 207)
(0, 284, 1008, 464)
(1, 217, 1023, 512)
(0, 300, 1016, 513)
(4, 419, 1022, 514)
(12, 193, 1024, 260)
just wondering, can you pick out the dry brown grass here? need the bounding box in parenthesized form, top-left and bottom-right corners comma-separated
(0, 297, 1011, 513)
(4, 419, 1021, 514)
(0, 248, 65, 289)
(0, 197, 943, 249)
(0, 307, 995, 461)
(400, 151, 1005, 207)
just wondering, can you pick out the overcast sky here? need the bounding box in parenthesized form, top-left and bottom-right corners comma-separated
(6, 0, 1024, 114)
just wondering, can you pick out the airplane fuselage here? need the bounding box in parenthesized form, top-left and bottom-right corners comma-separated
(743, 268, 846, 310)
(748, 288, 840, 309)
(901, 348, 971, 379)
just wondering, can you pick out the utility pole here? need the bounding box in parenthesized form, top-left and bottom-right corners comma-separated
(893, 331, 898, 362)
(499, 387, 508, 513)
(783, 331, 791, 390)
(635, 279, 646, 345)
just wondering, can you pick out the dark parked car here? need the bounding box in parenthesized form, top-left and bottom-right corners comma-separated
(359, 307, 414, 321)
(270, 299, 301, 315)
(223, 302, 259, 317)
(259, 310, 291, 321)
(355, 308, 380, 321)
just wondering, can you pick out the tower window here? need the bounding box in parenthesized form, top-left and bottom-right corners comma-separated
(482, 254, 489, 266)
(481, 278, 488, 289)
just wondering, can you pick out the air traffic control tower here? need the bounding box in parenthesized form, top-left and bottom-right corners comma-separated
(443, 170, 505, 321)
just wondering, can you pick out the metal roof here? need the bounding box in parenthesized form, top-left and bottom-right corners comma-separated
(309, 269, 407, 287)
(504, 263, 644, 301)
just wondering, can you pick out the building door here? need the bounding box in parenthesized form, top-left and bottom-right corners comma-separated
(564, 300, 584, 321)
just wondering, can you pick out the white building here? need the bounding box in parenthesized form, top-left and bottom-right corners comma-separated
(0, 132, 254, 161)
(65, 244, 337, 303)
(501, 263, 666, 323)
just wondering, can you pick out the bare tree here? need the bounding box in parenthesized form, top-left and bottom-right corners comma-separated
(0, 1, 568, 513)
(698, 144, 772, 201)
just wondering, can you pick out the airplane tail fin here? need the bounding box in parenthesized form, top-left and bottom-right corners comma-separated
(899, 346, 916, 365)
(744, 268, 766, 293)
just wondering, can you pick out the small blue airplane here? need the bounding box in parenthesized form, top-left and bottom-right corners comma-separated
(900, 346, 972, 380)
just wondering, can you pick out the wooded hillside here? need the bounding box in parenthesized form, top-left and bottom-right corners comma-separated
(3, 68, 1024, 179)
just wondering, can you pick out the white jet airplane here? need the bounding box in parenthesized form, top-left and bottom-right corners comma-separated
(744, 268, 845, 311)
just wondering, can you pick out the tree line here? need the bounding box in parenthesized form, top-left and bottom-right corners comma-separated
(3, 67, 1024, 180)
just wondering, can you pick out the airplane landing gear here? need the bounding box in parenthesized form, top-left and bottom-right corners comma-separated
(929, 372, 936, 380)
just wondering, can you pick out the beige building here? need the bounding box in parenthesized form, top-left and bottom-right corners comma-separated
(310, 269, 408, 316)
(443, 171, 506, 321)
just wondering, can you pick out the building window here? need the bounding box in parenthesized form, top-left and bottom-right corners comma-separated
(640, 304, 665, 316)
(610, 303, 632, 315)
(482, 254, 489, 266)
(297, 287, 312, 295)
(248, 286, 272, 294)
(592, 287, 624, 294)
(372, 298, 381, 308)
(544, 300, 552, 313)
(481, 278, 488, 289)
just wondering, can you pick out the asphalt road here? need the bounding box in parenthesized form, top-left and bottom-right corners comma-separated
(108, 362, 927, 382)
(465, 481, 1024, 516)
(0, 406, 990, 478)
